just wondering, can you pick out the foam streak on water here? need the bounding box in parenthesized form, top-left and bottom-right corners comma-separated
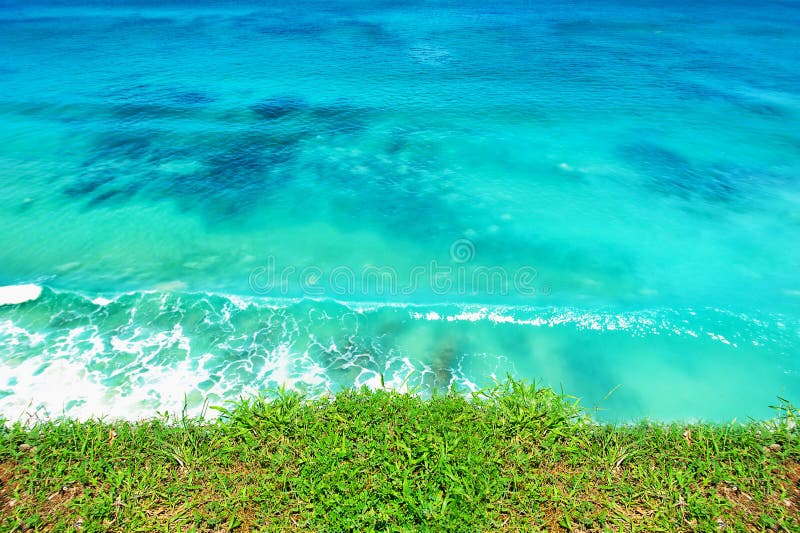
(0, 288, 797, 422)
(0, 0, 799, 421)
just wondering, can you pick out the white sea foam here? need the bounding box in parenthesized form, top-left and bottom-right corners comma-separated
(406, 305, 761, 347)
(1, 288, 794, 422)
(0, 317, 333, 423)
(0, 284, 42, 306)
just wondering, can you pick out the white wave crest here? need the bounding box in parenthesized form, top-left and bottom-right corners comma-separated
(0, 284, 42, 306)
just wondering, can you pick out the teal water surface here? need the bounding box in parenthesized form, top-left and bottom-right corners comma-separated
(1, 0, 799, 421)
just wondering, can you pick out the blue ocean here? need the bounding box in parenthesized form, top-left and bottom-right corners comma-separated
(1, 0, 798, 422)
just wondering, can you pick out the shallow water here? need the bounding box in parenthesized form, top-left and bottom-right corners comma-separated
(1, 0, 798, 421)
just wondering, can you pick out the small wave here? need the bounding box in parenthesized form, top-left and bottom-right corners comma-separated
(0, 284, 42, 306)
(0, 285, 797, 423)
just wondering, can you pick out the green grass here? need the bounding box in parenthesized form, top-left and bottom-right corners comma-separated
(1, 379, 798, 531)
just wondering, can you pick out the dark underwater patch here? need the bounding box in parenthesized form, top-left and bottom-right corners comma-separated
(161, 133, 301, 219)
(67, 130, 174, 208)
(252, 96, 307, 120)
(251, 95, 370, 136)
(94, 131, 152, 155)
(618, 141, 788, 204)
(86, 186, 136, 208)
(103, 84, 216, 122)
(109, 101, 207, 122)
(106, 84, 215, 106)
(668, 80, 791, 118)
(110, 102, 174, 121)
(736, 99, 789, 118)
(171, 91, 215, 106)
(206, 145, 272, 184)
(71, 94, 380, 221)
(64, 172, 116, 197)
(328, 19, 399, 46)
(82, 132, 160, 167)
(668, 80, 730, 101)
(234, 10, 400, 46)
(65, 165, 152, 209)
(310, 101, 368, 135)
(619, 142, 726, 201)
(386, 136, 407, 155)
(248, 14, 324, 38)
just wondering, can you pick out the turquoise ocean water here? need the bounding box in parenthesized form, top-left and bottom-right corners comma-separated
(1, 0, 798, 421)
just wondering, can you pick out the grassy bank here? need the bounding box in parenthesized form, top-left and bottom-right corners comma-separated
(1, 381, 799, 531)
